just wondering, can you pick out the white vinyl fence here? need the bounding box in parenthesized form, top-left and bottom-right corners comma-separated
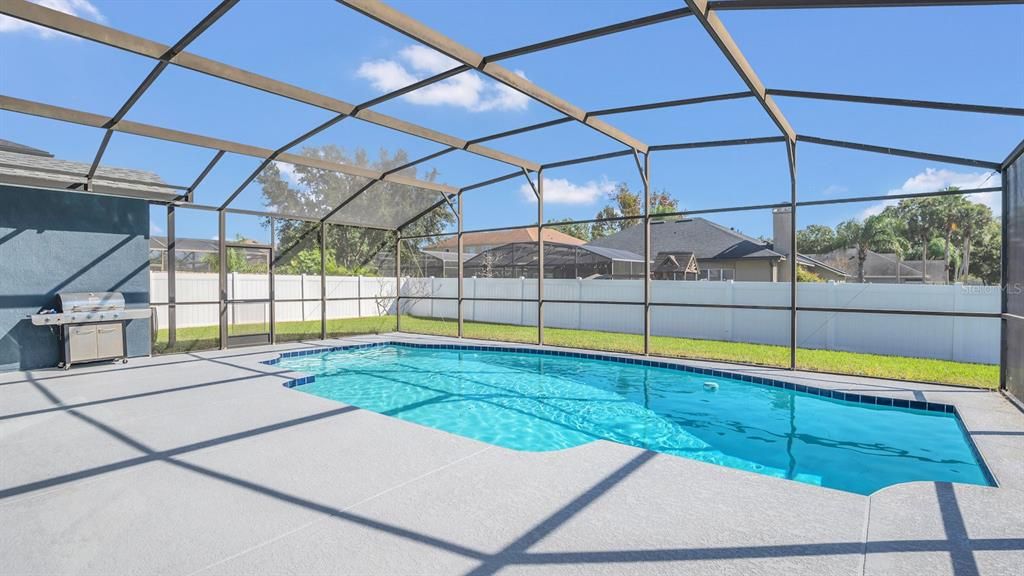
(152, 273, 1000, 364)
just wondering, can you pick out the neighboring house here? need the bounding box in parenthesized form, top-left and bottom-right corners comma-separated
(429, 228, 585, 256)
(150, 236, 269, 272)
(653, 251, 700, 281)
(809, 248, 946, 284)
(463, 242, 645, 279)
(588, 211, 848, 282)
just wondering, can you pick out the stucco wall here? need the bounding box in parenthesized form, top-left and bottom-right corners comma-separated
(0, 185, 151, 371)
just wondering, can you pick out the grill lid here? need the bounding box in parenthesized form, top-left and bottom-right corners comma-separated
(56, 292, 125, 312)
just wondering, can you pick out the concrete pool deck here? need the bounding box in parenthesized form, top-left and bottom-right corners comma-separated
(1, 333, 1021, 576)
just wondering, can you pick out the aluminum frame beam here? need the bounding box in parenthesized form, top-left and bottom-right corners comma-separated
(185, 150, 225, 203)
(797, 134, 1003, 170)
(0, 0, 538, 174)
(337, 0, 650, 154)
(768, 89, 1024, 116)
(485, 8, 692, 62)
(684, 0, 796, 143)
(0, 94, 457, 196)
(709, 0, 1024, 10)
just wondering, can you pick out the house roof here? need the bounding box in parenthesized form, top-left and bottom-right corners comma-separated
(0, 149, 178, 201)
(420, 250, 472, 263)
(0, 139, 53, 157)
(150, 236, 220, 253)
(463, 241, 643, 267)
(809, 248, 943, 280)
(581, 244, 645, 262)
(655, 251, 699, 274)
(430, 228, 586, 250)
(589, 217, 783, 261)
(794, 253, 849, 278)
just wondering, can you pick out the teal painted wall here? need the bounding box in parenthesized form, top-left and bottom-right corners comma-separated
(0, 185, 151, 371)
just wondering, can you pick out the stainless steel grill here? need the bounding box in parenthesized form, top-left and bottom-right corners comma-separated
(31, 291, 151, 370)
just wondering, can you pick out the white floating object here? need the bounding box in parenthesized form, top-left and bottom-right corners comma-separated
(703, 381, 719, 391)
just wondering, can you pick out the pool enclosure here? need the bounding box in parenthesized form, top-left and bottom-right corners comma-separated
(0, 0, 1021, 401)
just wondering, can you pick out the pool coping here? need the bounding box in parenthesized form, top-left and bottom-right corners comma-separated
(262, 339, 998, 489)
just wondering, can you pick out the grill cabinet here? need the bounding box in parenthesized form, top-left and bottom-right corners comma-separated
(31, 291, 150, 370)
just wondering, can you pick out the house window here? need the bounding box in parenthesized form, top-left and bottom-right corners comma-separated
(699, 268, 734, 281)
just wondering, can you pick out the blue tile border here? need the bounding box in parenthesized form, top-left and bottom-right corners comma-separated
(263, 338, 996, 488)
(263, 340, 962, 413)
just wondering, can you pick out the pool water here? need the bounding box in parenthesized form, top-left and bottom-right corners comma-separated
(278, 344, 992, 495)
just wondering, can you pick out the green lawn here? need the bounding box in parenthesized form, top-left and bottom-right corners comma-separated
(155, 315, 998, 389)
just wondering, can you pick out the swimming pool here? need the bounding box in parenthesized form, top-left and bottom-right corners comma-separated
(273, 343, 992, 495)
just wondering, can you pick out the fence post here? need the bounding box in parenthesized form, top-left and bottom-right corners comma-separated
(827, 281, 836, 351)
(577, 278, 583, 331)
(230, 271, 237, 333)
(952, 283, 962, 362)
(726, 280, 735, 342)
(520, 276, 526, 326)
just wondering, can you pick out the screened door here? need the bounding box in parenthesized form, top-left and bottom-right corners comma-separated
(225, 244, 274, 347)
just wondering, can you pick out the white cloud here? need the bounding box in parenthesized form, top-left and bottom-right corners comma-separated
(520, 177, 616, 205)
(150, 222, 163, 235)
(0, 0, 104, 38)
(860, 168, 1001, 219)
(399, 45, 458, 75)
(273, 161, 300, 185)
(356, 45, 529, 112)
(821, 184, 848, 196)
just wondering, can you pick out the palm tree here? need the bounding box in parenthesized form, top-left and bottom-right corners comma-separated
(836, 215, 908, 283)
(957, 202, 991, 281)
(932, 191, 969, 283)
(892, 199, 934, 277)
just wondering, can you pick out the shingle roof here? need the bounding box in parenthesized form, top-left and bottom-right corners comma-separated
(0, 139, 52, 157)
(430, 228, 586, 250)
(809, 248, 942, 280)
(463, 241, 644, 267)
(0, 149, 178, 201)
(581, 244, 644, 262)
(589, 217, 783, 260)
(655, 251, 699, 273)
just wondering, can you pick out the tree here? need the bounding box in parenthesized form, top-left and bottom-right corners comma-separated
(891, 198, 934, 270)
(590, 183, 679, 237)
(931, 191, 970, 283)
(257, 145, 454, 277)
(836, 214, 908, 283)
(589, 206, 619, 240)
(650, 189, 678, 215)
(957, 202, 992, 280)
(546, 218, 591, 242)
(796, 224, 839, 254)
(797, 267, 825, 283)
(611, 183, 641, 220)
(201, 237, 269, 273)
(969, 218, 1002, 285)
(274, 247, 375, 275)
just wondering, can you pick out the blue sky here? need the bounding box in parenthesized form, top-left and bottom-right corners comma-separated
(1, 0, 1021, 244)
